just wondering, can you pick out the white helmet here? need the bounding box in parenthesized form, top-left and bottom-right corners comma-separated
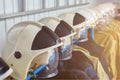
(89, 8, 102, 21)
(87, 9, 98, 22)
(90, 7, 106, 25)
(39, 17, 75, 60)
(90, 7, 109, 30)
(58, 12, 87, 42)
(98, 3, 117, 19)
(97, 5, 109, 24)
(2, 21, 62, 80)
(74, 8, 97, 27)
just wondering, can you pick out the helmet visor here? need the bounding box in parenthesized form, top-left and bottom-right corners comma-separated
(28, 48, 59, 79)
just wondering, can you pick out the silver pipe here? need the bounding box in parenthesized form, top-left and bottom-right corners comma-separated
(0, 3, 89, 20)
(42, 0, 46, 9)
(56, 0, 59, 7)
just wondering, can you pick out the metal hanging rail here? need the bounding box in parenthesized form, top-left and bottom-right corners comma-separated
(0, 3, 89, 20)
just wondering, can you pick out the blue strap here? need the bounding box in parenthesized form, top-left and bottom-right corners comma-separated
(91, 27, 94, 39)
(26, 65, 46, 80)
(61, 45, 70, 53)
(72, 39, 78, 44)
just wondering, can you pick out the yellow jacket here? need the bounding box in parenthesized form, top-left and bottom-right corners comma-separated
(95, 18, 120, 79)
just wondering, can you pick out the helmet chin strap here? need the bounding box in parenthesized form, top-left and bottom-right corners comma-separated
(26, 65, 47, 80)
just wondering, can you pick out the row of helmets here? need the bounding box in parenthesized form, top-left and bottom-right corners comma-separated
(93, 2, 117, 25)
(0, 2, 117, 80)
(1, 17, 84, 80)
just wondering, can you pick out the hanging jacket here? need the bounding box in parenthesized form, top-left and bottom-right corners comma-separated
(95, 19, 120, 79)
(58, 51, 99, 80)
(72, 45, 109, 80)
(94, 29, 117, 80)
(74, 29, 112, 80)
(106, 18, 120, 79)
